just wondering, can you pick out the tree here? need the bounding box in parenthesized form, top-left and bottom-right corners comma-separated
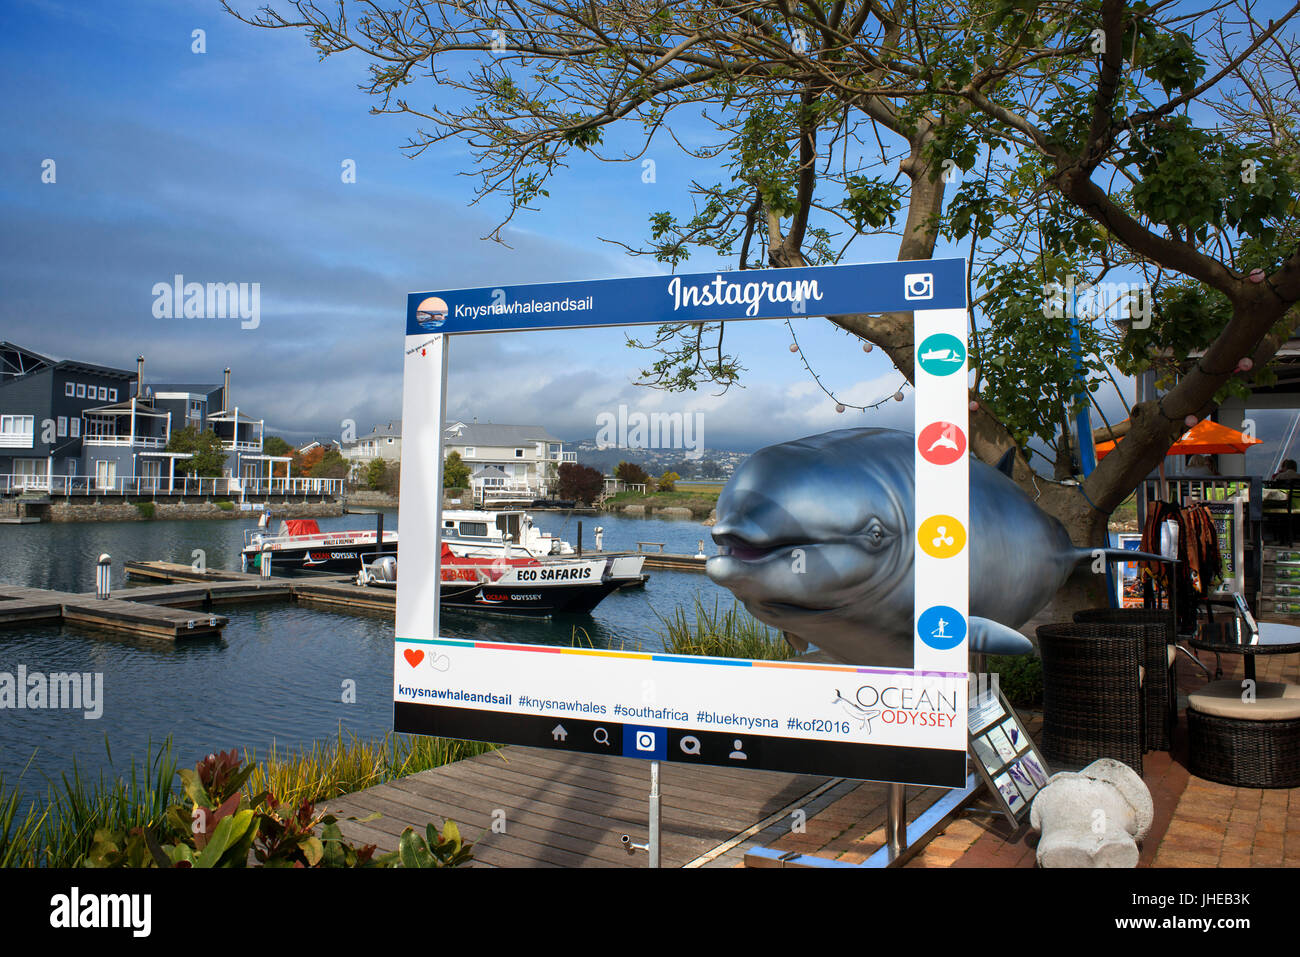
(227, 1, 1300, 612)
(615, 461, 651, 488)
(166, 426, 226, 477)
(366, 458, 389, 490)
(557, 462, 604, 505)
(443, 450, 471, 489)
(263, 435, 294, 477)
(311, 449, 349, 479)
(657, 470, 680, 492)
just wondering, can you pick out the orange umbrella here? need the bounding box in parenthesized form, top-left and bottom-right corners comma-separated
(1094, 419, 1262, 459)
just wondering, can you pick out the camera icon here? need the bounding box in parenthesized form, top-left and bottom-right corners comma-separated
(635, 730, 656, 752)
(904, 273, 934, 301)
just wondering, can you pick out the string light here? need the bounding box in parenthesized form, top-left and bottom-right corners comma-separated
(785, 319, 910, 412)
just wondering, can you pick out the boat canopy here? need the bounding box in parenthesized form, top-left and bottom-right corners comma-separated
(280, 519, 321, 537)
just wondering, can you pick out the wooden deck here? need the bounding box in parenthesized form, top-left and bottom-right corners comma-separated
(323, 745, 868, 867)
(0, 583, 227, 640)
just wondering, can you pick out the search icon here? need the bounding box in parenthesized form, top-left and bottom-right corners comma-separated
(680, 735, 701, 756)
(593, 727, 610, 746)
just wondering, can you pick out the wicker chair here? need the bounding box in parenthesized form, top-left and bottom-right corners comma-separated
(1072, 608, 1175, 752)
(1036, 622, 1145, 775)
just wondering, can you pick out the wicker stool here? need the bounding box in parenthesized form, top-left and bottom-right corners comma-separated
(1186, 680, 1300, 788)
(1073, 608, 1175, 752)
(1037, 623, 1145, 775)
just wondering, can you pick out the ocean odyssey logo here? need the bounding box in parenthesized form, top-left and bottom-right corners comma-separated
(837, 680, 960, 730)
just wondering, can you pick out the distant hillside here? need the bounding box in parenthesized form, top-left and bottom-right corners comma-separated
(569, 443, 744, 479)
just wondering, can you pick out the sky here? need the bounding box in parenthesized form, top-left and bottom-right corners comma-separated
(0, 0, 1204, 457)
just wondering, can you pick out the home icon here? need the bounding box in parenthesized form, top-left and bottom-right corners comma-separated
(551, 724, 568, 742)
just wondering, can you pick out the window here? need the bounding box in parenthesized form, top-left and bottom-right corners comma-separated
(464, 447, 475, 457)
(515, 448, 524, 457)
(57, 416, 67, 437)
(387, 437, 394, 444)
(457, 522, 489, 537)
(98, 386, 107, 400)
(0, 415, 34, 434)
(108, 388, 117, 402)
(70, 418, 79, 438)
(65, 382, 75, 397)
(76, 384, 85, 398)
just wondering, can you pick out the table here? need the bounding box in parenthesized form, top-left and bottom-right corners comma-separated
(1188, 622, 1300, 682)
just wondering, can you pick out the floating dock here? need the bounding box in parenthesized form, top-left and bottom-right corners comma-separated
(0, 583, 227, 641)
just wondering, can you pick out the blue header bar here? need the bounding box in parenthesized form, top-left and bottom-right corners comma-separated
(407, 258, 967, 335)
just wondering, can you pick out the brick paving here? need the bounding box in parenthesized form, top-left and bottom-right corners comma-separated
(748, 636, 1300, 868)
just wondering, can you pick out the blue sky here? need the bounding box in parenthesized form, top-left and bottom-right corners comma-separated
(1, 0, 1146, 454)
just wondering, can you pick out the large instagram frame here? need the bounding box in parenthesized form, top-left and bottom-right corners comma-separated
(395, 259, 972, 786)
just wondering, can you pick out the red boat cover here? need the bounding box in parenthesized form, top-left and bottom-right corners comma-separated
(440, 543, 541, 582)
(282, 519, 321, 537)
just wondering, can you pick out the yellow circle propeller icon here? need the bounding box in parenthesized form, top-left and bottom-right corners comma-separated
(917, 515, 966, 558)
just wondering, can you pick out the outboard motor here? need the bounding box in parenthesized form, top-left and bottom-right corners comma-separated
(373, 556, 398, 583)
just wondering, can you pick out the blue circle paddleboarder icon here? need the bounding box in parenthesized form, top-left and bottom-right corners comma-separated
(916, 334, 966, 377)
(918, 605, 967, 650)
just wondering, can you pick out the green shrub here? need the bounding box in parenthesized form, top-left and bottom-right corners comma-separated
(656, 597, 795, 660)
(987, 654, 1043, 707)
(134, 502, 155, 520)
(215, 500, 235, 511)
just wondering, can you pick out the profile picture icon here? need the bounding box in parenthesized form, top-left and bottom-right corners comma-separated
(415, 296, 449, 330)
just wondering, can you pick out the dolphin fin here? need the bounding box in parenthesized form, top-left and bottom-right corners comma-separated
(782, 631, 809, 653)
(994, 447, 1017, 478)
(969, 617, 1034, 656)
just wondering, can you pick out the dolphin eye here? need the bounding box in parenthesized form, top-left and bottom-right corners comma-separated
(863, 519, 890, 549)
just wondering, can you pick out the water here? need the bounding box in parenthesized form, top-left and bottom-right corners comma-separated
(0, 508, 732, 788)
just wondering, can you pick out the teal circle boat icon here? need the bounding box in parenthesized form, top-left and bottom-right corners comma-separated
(916, 334, 966, 376)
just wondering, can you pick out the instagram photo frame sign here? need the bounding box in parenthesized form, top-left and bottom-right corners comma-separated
(396, 258, 972, 786)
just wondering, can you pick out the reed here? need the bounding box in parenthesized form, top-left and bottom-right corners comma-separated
(242, 728, 496, 808)
(657, 596, 795, 660)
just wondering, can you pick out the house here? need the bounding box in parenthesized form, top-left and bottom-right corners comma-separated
(0, 341, 137, 489)
(342, 422, 402, 480)
(443, 421, 576, 501)
(0, 343, 277, 494)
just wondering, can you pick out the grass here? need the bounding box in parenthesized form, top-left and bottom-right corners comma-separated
(655, 596, 795, 660)
(604, 488, 718, 518)
(133, 501, 155, 519)
(0, 729, 492, 867)
(214, 500, 235, 511)
(242, 728, 496, 809)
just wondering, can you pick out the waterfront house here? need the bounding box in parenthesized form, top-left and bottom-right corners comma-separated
(0, 341, 137, 490)
(0, 344, 312, 497)
(444, 421, 576, 502)
(343, 422, 402, 480)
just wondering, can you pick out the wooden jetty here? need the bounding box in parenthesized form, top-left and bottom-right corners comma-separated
(0, 583, 227, 640)
(323, 745, 871, 868)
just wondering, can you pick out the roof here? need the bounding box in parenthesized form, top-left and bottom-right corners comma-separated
(445, 423, 563, 446)
(152, 383, 222, 396)
(355, 421, 402, 441)
(472, 466, 510, 478)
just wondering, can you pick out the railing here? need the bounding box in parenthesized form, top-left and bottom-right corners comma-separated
(549, 451, 577, 462)
(0, 473, 344, 497)
(81, 435, 168, 448)
(221, 440, 263, 452)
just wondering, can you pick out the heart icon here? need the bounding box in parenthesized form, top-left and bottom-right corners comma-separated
(403, 648, 425, 668)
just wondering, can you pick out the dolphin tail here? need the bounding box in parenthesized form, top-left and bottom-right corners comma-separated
(1073, 547, 1170, 566)
(970, 617, 1034, 656)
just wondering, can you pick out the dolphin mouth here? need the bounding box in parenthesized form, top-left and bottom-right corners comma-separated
(713, 534, 811, 563)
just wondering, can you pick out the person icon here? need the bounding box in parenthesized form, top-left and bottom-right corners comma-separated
(932, 616, 950, 640)
(729, 739, 747, 761)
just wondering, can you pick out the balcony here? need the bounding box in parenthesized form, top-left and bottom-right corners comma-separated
(221, 439, 262, 452)
(550, 451, 577, 462)
(82, 435, 167, 449)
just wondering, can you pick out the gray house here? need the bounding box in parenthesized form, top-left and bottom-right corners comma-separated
(1, 343, 268, 493)
(0, 341, 137, 490)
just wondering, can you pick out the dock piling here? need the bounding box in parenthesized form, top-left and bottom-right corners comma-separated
(95, 554, 111, 599)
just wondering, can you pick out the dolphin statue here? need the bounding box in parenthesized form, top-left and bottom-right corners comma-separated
(707, 428, 1147, 668)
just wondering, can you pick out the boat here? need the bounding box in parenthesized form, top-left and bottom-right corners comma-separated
(356, 545, 646, 617)
(239, 508, 575, 573)
(241, 519, 398, 574)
